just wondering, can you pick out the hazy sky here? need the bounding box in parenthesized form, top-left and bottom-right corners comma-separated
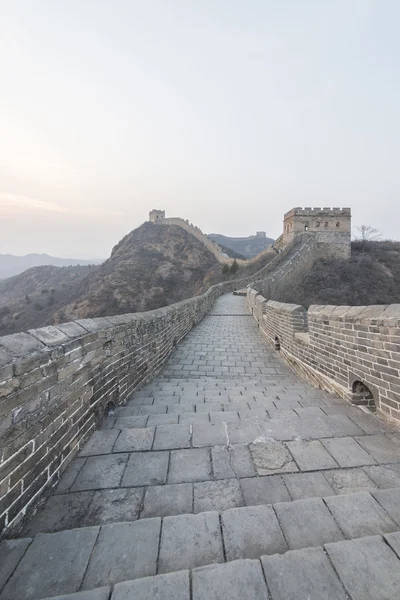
(1, 1, 399, 258)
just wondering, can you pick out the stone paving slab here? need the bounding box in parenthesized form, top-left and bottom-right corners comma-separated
(147, 413, 179, 426)
(194, 479, 244, 512)
(261, 547, 347, 600)
(193, 423, 227, 446)
(385, 531, 400, 557)
(372, 488, 400, 526)
(121, 451, 168, 487)
(82, 519, 161, 589)
(321, 436, 376, 467)
(113, 416, 148, 429)
(55, 457, 87, 494)
(0, 538, 32, 594)
(282, 471, 335, 500)
(363, 463, 400, 488)
(250, 440, 298, 475)
(22, 491, 93, 535)
(211, 444, 256, 479)
(192, 559, 269, 600)
(240, 475, 291, 505)
(79, 430, 120, 457)
(168, 448, 212, 483)
(43, 590, 110, 600)
(153, 424, 191, 450)
(274, 497, 344, 550)
(158, 512, 224, 573)
(1, 527, 99, 600)
(326, 535, 400, 600)
(324, 492, 397, 538)
(112, 571, 189, 600)
(355, 434, 400, 463)
(113, 428, 155, 452)
(83, 488, 144, 526)
(221, 505, 287, 560)
(322, 468, 377, 495)
(72, 454, 128, 491)
(286, 440, 338, 471)
(141, 483, 193, 518)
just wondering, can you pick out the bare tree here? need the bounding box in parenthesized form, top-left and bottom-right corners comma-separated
(353, 225, 382, 251)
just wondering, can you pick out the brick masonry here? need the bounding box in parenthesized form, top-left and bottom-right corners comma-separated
(247, 289, 400, 426)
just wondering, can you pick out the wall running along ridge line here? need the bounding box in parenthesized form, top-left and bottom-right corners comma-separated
(247, 288, 400, 426)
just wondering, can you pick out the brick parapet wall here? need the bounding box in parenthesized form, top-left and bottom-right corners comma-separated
(247, 289, 400, 426)
(1, 274, 261, 539)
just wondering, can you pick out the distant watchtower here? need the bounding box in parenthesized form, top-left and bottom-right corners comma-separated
(256, 231, 267, 238)
(282, 207, 351, 259)
(149, 209, 165, 222)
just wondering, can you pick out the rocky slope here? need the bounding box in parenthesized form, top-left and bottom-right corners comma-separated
(0, 222, 219, 334)
(0, 253, 103, 279)
(208, 233, 274, 258)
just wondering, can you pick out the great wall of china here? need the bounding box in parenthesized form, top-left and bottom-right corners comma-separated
(1, 206, 400, 600)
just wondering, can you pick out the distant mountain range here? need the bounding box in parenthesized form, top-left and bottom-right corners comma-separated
(0, 254, 104, 279)
(208, 233, 274, 258)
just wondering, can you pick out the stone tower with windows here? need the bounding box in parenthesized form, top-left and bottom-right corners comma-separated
(149, 209, 166, 222)
(282, 207, 351, 259)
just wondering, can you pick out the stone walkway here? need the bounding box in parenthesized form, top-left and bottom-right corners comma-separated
(1, 295, 400, 600)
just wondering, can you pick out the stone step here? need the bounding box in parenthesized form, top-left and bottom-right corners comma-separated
(34, 533, 400, 600)
(3, 489, 400, 599)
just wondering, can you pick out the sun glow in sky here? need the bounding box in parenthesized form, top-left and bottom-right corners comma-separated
(1, 0, 399, 257)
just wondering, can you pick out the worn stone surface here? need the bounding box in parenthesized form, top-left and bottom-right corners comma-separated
(274, 498, 343, 549)
(121, 451, 168, 487)
(324, 468, 378, 494)
(83, 488, 144, 526)
(158, 512, 224, 573)
(321, 437, 376, 468)
(192, 559, 269, 600)
(0, 538, 32, 594)
(324, 492, 397, 538)
(250, 440, 297, 475)
(112, 571, 190, 600)
(194, 479, 244, 513)
(42, 590, 110, 600)
(326, 535, 400, 600)
(221, 505, 287, 560)
(372, 488, 400, 526)
(261, 547, 347, 600)
(1, 527, 99, 600)
(211, 445, 256, 479)
(113, 428, 155, 452)
(22, 492, 93, 535)
(240, 475, 290, 505)
(286, 440, 338, 471)
(82, 519, 161, 589)
(79, 431, 120, 457)
(153, 424, 190, 450)
(168, 448, 212, 483)
(141, 483, 193, 518)
(72, 454, 128, 491)
(283, 472, 334, 500)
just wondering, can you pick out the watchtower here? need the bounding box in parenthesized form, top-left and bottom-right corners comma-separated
(149, 209, 166, 222)
(282, 207, 351, 259)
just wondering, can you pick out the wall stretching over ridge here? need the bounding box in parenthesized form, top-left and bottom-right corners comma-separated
(247, 288, 400, 425)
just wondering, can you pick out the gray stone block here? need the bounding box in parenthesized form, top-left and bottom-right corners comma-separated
(79, 430, 120, 457)
(113, 416, 148, 429)
(1, 527, 99, 600)
(194, 479, 244, 512)
(221, 505, 287, 560)
(274, 497, 343, 550)
(286, 440, 338, 471)
(42, 589, 110, 600)
(372, 488, 400, 526)
(355, 434, 400, 463)
(261, 419, 297, 441)
(261, 547, 347, 600)
(211, 445, 256, 479)
(323, 413, 365, 437)
(168, 448, 212, 483)
(210, 410, 239, 422)
(324, 492, 397, 538)
(250, 440, 298, 475)
(121, 451, 169, 487)
(72, 454, 129, 491)
(158, 512, 224, 573)
(0, 538, 32, 594)
(141, 483, 193, 518)
(179, 412, 209, 424)
(322, 437, 376, 467)
(153, 424, 191, 450)
(326, 535, 400, 600)
(192, 423, 227, 447)
(294, 416, 333, 439)
(241, 475, 290, 505)
(112, 571, 190, 600)
(147, 414, 179, 426)
(227, 421, 262, 444)
(83, 488, 144, 526)
(55, 458, 86, 494)
(22, 491, 93, 536)
(324, 468, 377, 494)
(82, 519, 161, 589)
(283, 472, 334, 500)
(364, 463, 400, 488)
(192, 559, 269, 600)
(113, 428, 155, 452)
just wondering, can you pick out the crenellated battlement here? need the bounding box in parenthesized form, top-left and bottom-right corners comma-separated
(284, 207, 351, 218)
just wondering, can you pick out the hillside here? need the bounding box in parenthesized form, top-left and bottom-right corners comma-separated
(0, 253, 103, 279)
(270, 240, 400, 308)
(208, 233, 274, 258)
(0, 222, 220, 335)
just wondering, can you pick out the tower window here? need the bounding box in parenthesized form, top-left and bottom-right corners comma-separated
(324, 221, 328, 228)
(304, 221, 309, 231)
(316, 221, 320, 227)
(336, 221, 340, 228)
